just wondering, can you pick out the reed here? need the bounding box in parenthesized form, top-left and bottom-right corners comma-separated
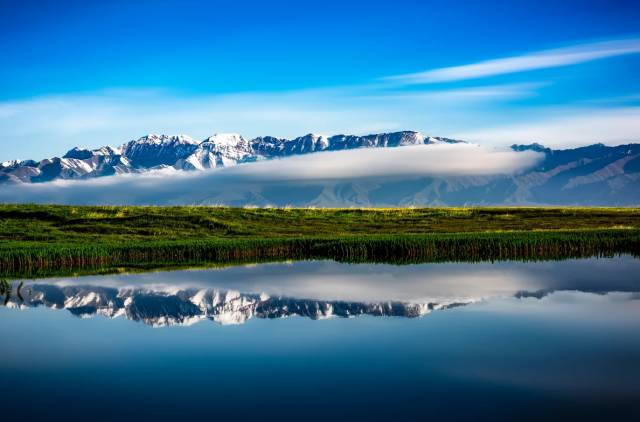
(1, 204, 639, 278)
(1, 230, 638, 278)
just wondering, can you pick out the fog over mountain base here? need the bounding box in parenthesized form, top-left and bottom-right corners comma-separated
(1, 131, 638, 206)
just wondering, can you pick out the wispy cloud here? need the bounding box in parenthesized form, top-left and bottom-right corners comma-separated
(1, 37, 638, 161)
(456, 107, 640, 147)
(386, 38, 640, 84)
(0, 84, 537, 161)
(0, 144, 542, 206)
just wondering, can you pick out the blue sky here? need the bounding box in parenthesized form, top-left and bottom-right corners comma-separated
(1, 0, 640, 160)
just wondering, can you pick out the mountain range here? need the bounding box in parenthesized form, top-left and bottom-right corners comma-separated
(1, 130, 639, 205)
(0, 131, 460, 184)
(3, 283, 470, 327)
(4, 280, 626, 327)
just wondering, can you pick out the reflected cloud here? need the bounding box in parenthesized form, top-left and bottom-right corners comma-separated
(4, 283, 469, 327)
(3, 257, 639, 327)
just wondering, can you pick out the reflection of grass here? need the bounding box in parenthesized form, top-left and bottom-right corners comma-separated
(1, 204, 639, 278)
(0, 278, 10, 305)
(0, 279, 9, 295)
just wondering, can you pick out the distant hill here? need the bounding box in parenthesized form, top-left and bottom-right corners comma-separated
(1, 131, 638, 206)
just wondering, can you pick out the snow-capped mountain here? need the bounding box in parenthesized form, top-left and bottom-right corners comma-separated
(0, 131, 461, 183)
(121, 134, 199, 168)
(1, 130, 638, 205)
(2, 283, 471, 327)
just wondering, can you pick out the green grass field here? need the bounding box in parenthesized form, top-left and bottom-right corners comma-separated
(1, 204, 639, 277)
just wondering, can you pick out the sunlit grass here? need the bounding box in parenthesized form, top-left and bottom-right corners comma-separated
(1, 204, 638, 278)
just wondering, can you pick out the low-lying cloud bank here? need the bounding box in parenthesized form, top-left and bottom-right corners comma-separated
(221, 144, 539, 180)
(0, 144, 541, 206)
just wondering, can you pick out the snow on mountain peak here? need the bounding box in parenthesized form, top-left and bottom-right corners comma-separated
(191, 133, 254, 168)
(10, 283, 472, 327)
(133, 134, 197, 146)
(203, 133, 246, 146)
(175, 134, 198, 144)
(138, 134, 164, 144)
(1, 160, 19, 168)
(0, 130, 469, 184)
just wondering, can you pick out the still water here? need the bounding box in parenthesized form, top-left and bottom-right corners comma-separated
(1, 257, 639, 421)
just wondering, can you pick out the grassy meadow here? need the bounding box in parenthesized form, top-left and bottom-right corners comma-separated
(1, 204, 639, 277)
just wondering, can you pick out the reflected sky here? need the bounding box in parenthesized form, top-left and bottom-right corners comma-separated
(2, 256, 639, 327)
(14, 255, 640, 299)
(1, 257, 639, 420)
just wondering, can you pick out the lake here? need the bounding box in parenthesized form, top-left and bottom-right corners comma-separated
(1, 257, 639, 421)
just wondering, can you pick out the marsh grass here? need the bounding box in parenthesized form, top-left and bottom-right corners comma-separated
(1, 204, 639, 278)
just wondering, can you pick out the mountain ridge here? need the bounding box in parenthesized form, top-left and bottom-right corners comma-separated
(0, 130, 463, 184)
(4, 283, 472, 327)
(1, 131, 639, 206)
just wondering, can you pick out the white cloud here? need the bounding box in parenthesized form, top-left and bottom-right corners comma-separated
(456, 107, 640, 147)
(0, 144, 541, 206)
(0, 84, 537, 161)
(223, 143, 540, 180)
(387, 38, 640, 84)
(1, 37, 638, 162)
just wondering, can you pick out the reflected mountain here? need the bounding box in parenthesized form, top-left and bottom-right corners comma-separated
(2, 257, 639, 327)
(2, 283, 472, 327)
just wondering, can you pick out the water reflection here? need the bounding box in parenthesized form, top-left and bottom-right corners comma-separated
(6, 284, 471, 326)
(1, 257, 640, 420)
(2, 256, 639, 327)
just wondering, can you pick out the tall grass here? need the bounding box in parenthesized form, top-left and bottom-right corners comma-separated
(1, 230, 638, 278)
(2, 204, 639, 278)
(311, 230, 640, 263)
